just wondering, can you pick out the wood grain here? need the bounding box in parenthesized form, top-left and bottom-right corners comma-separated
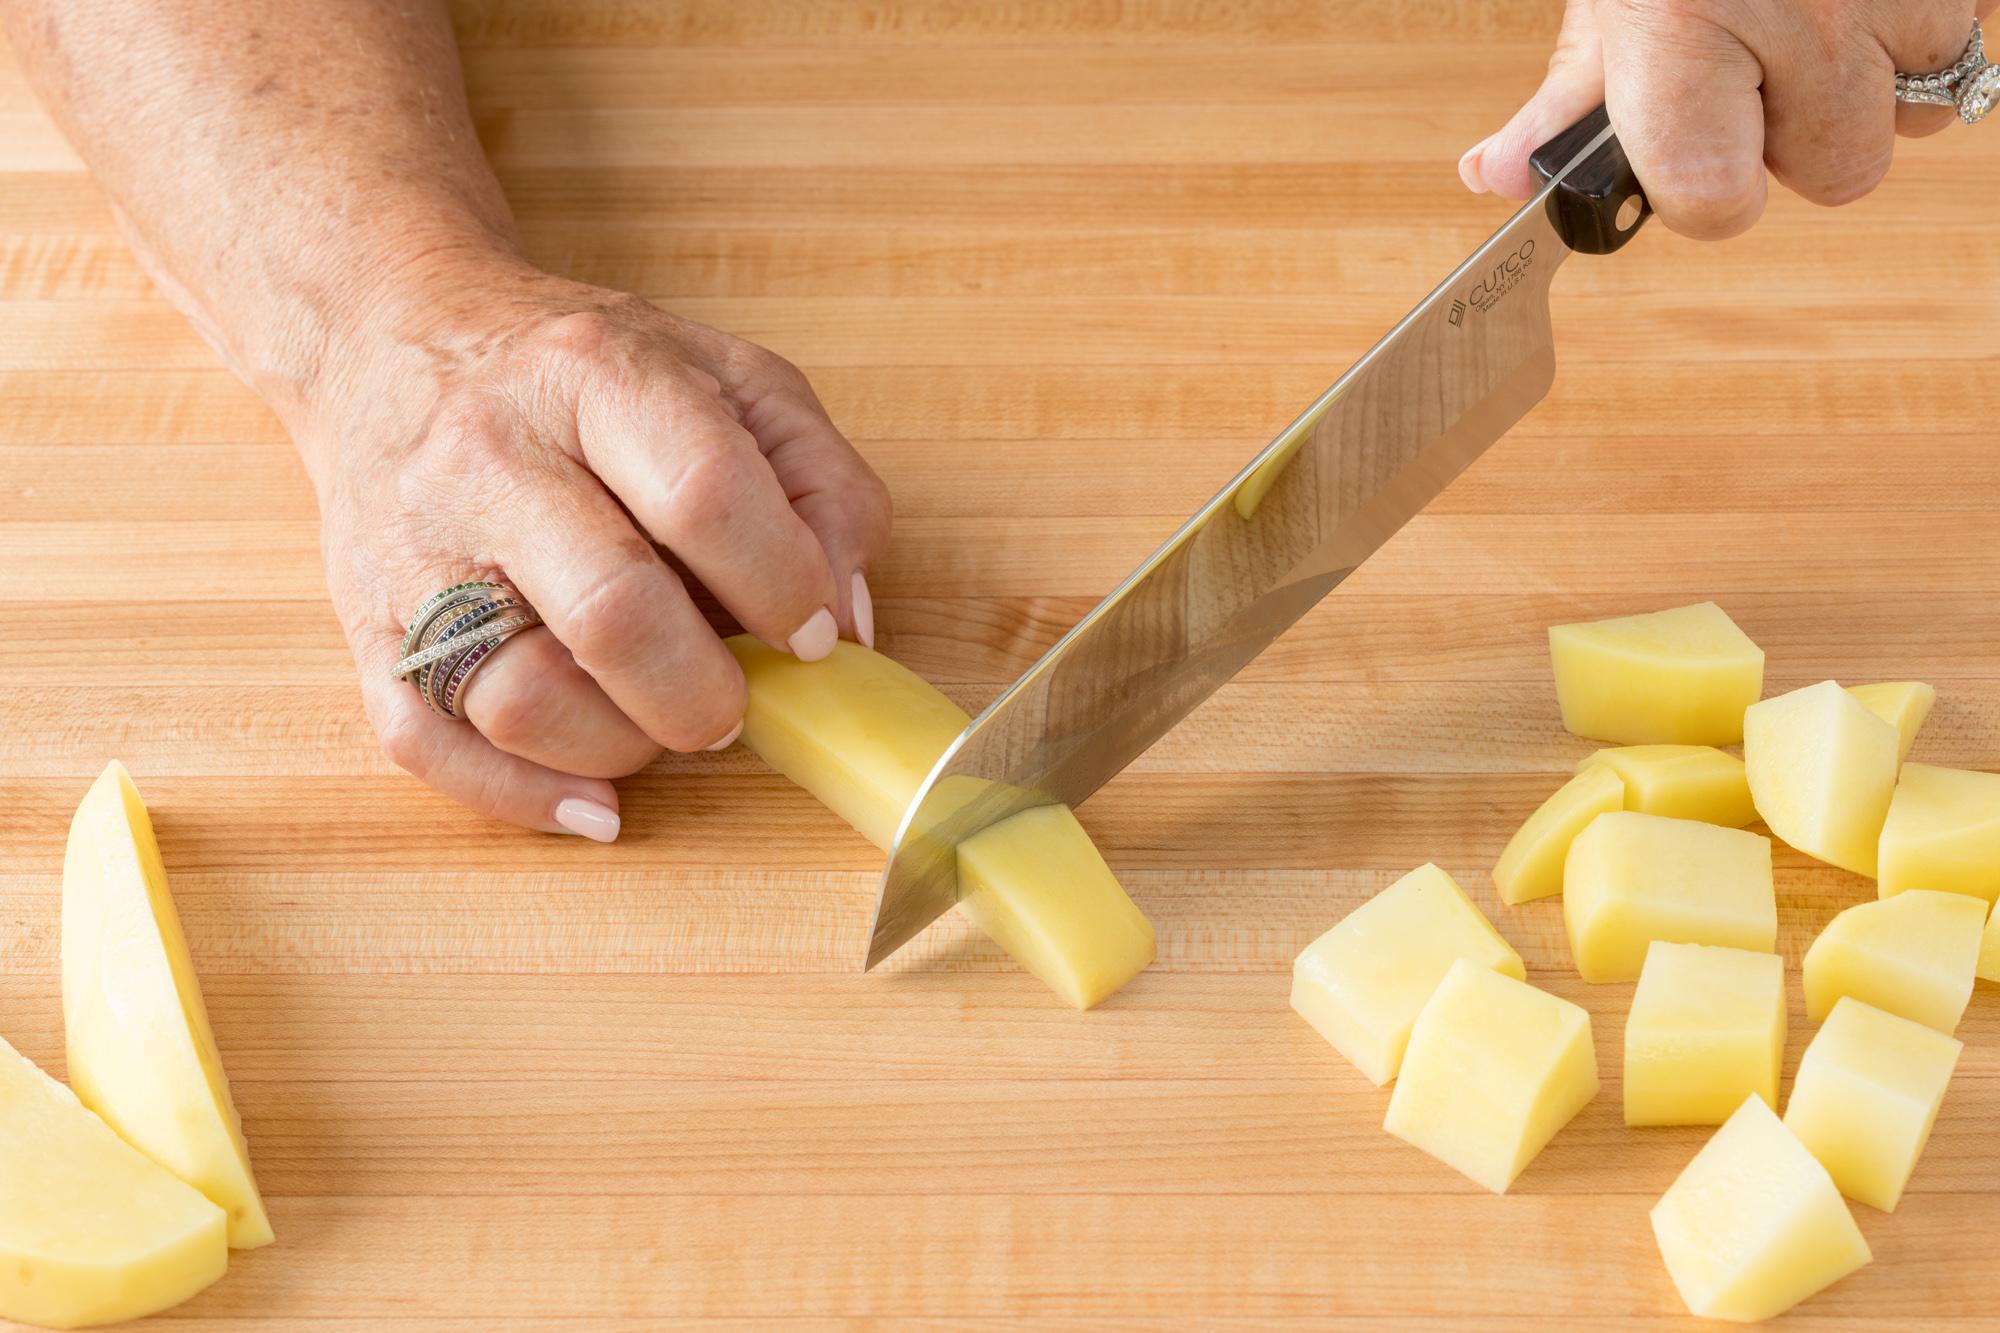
(2, 2, 1997, 1327)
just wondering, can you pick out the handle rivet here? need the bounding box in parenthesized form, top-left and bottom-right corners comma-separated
(1615, 196, 1644, 231)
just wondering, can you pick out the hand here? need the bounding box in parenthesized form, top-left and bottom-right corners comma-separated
(1458, 0, 1989, 237)
(307, 257, 891, 840)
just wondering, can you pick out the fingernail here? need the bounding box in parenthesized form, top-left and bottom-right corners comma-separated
(1458, 137, 1492, 194)
(554, 797, 621, 843)
(850, 570, 875, 650)
(705, 719, 743, 752)
(787, 606, 838, 662)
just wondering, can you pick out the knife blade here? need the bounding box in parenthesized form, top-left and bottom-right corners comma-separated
(866, 107, 1648, 970)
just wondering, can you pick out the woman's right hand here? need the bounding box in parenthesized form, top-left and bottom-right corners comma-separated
(306, 255, 892, 841)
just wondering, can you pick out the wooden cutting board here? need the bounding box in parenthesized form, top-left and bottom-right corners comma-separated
(1, 2, 1994, 1325)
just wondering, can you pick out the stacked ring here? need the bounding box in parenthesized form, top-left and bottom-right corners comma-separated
(390, 579, 544, 719)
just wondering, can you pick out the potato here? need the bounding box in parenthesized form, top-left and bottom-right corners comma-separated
(62, 762, 272, 1249)
(1803, 890, 1984, 1035)
(1382, 959, 1598, 1194)
(1290, 864, 1524, 1085)
(1624, 942, 1784, 1127)
(1547, 602, 1764, 745)
(0, 1035, 226, 1330)
(1981, 900, 2000, 985)
(1876, 763, 2000, 905)
(1651, 1095, 1871, 1324)
(1491, 765, 1624, 905)
(1744, 681, 1899, 877)
(1577, 745, 1755, 828)
(724, 637, 1154, 1009)
(1783, 997, 1961, 1213)
(1846, 681, 1935, 766)
(1562, 812, 1776, 983)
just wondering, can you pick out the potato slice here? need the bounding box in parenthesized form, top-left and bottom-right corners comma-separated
(1744, 681, 1898, 877)
(1382, 959, 1597, 1194)
(1562, 812, 1776, 983)
(1803, 890, 1983, 1034)
(725, 637, 1153, 1009)
(1651, 1094, 1871, 1323)
(1290, 864, 1524, 1085)
(1877, 762, 2000, 905)
(1624, 941, 1784, 1127)
(0, 1034, 226, 1330)
(62, 762, 272, 1249)
(1577, 745, 1755, 827)
(1846, 681, 1935, 766)
(1981, 901, 2000, 985)
(1491, 765, 1624, 905)
(1547, 602, 1764, 745)
(1783, 997, 1961, 1213)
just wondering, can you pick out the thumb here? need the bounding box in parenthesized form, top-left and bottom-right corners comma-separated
(1463, 0, 1606, 200)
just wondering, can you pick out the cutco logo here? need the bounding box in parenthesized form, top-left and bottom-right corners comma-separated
(1453, 238, 1537, 323)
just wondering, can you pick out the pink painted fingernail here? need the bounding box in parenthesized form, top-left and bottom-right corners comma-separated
(1458, 138, 1492, 194)
(554, 797, 621, 843)
(850, 570, 875, 650)
(705, 719, 743, 752)
(787, 606, 838, 662)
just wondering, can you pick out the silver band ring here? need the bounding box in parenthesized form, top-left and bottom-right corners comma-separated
(1896, 19, 2000, 123)
(391, 579, 544, 719)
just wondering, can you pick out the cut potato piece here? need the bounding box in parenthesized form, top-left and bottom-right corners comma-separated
(1291, 864, 1525, 1085)
(1846, 681, 1935, 766)
(1562, 812, 1775, 983)
(1744, 681, 1898, 877)
(1981, 901, 2000, 984)
(1802, 890, 1983, 1034)
(725, 637, 1153, 1009)
(1783, 997, 1961, 1213)
(1651, 1094, 1871, 1324)
(1547, 602, 1764, 745)
(62, 762, 272, 1249)
(1577, 745, 1754, 828)
(1382, 959, 1597, 1194)
(0, 1034, 226, 1330)
(1491, 766, 1624, 905)
(1877, 763, 2000, 905)
(1624, 942, 1784, 1127)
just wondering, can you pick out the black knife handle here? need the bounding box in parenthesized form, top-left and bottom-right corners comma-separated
(1530, 104, 1648, 256)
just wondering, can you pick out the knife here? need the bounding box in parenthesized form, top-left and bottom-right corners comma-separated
(867, 107, 1649, 970)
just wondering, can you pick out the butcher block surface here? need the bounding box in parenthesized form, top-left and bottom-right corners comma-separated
(1, 1, 1996, 1326)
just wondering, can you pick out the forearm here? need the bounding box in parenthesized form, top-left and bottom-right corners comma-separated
(1, 0, 526, 466)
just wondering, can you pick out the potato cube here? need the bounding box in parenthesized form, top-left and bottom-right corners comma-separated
(1563, 812, 1776, 983)
(1744, 681, 1899, 877)
(1846, 681, 1935, 766)
(1624, 942, 1784, 1127)
(1981, 901, 1999, 985)
(1803, 890, 1984, 1034)
(1877, 763, 2000, 905)
(1291, 864, 1524, 1085)
(1783, 997, 1962, 1212)
(1547, 602, 1764, 745)
(1491, 765, 1625, 905)
(1577, 745, 1755, 828)
(1382, 959, 1598, 1193)
(1651, 1095, 1871, 1323)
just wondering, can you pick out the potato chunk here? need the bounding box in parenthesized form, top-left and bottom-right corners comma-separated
(0, 1035, 226, 1330)
(726, 637, 1154, 1009)
(1783, 998, 1962, 1213)
(1491, 765, 1624, 905)
(1562, 812, 1776, 983)
(1802, 890, 1984, 1034)
(1877, 763, 2000, 905)
(1291, 864, 1524, 1085)
(1744, 681, 1899, 877)
(1624, 942, 1784, 1127)
(1846, 681, 1935, 766)
(1980, 901, 2000, 985)
(1577, 745, 1754, 828)
(1651, 1095, 1871, 1324)
(1547, 602, 1763, 745)
(1382, 959, 1598, 1194)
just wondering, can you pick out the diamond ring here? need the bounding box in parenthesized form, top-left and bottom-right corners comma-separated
(1896, 18, 2000, 124)
(391, 579, 544, 719)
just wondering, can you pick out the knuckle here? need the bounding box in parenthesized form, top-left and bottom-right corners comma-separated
(424, 395, 515, 477)
(663, 443, 759, 534)
(561, 559, 664, 668)
(471, 673, 553, 751)
(1784, 146, 1891, 208)
(372, 700, 432, 777)
(1647, 155, 1765, 238)
(657, 666, 747, 753)
(539, 309, 621, 357)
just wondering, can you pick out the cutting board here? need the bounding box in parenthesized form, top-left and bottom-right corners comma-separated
(1, 2, 1995, 1325)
